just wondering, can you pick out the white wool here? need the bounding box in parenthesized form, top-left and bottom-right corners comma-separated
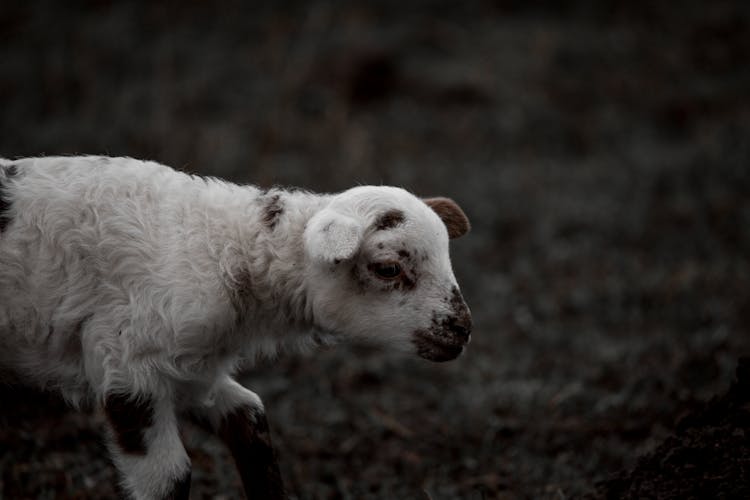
(0, 156, 467, 409)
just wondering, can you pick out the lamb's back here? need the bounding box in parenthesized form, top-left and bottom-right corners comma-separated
(0, 157, 234, 398)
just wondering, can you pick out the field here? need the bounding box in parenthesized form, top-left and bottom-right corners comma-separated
(1, 1, 749, 498)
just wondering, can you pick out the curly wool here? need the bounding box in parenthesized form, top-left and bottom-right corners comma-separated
(0, 156, 332, 405)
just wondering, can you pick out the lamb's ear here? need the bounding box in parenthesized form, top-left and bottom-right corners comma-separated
(423, 197, 471, 239)
(304, 208, 364, 262)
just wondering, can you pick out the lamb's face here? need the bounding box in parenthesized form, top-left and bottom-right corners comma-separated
(304, 186, 472, 362)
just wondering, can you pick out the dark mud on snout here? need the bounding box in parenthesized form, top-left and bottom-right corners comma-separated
(445, 287, 472, 340)
(412, 329, 466, 362)
(412, 288, 473, 362)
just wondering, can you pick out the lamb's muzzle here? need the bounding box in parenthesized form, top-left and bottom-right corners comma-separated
(412, 287, 472, 362)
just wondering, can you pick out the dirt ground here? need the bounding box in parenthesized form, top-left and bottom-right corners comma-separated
(1, 1, 749, 498)
(599, 358, 750, 499)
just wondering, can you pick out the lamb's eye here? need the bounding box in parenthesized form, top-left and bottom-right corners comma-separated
(370, 262, 402, 280)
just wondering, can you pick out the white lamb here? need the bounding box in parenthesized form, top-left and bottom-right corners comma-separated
(0, 156, 472, 500)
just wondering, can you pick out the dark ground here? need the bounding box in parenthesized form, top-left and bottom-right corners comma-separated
(1, 1, 749, 498)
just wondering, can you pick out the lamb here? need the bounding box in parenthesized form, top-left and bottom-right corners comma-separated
(0, 156, 472, 499)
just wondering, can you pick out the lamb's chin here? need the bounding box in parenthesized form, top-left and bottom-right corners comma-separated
(411, 331, 465, 362)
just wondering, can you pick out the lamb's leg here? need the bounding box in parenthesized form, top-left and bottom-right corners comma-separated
(104, 393, 191, 500)
(195, 376, 285, 500)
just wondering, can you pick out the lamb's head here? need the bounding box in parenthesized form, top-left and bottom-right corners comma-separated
(304, 186, 472, 362)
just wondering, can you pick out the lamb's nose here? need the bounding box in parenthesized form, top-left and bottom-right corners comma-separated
(450, 314, 473, 340)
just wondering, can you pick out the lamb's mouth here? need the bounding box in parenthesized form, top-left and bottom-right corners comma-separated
(412, 330, 466, 362)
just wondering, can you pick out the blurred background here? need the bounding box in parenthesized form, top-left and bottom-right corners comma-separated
(1, 1, 749, 498)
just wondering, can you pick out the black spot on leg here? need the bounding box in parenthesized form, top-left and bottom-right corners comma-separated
(0, 164, 19, 233)
(104, 394, 154, 455)
(219, 406, 285, 500)
(375, 209, 405, 230)
(262, 193, 284, 230)
(164, 469, 191, 500)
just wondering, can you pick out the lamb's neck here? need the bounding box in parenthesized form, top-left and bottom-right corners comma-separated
(216, 187, 331, 333)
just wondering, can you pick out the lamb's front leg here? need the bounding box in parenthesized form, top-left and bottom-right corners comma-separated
(195, 376, 285, 500)
(104, 394, 191, 500)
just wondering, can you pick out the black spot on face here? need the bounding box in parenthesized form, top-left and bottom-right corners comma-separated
(375, 209, 405, 231)
(367, 265, 418, 293)
(359, 244, 420, 293)
(398, 249, 418, 291)
(262, 193, 284, 229)
(412, 329, 464, 362)
(351, 264, 368, 294)
(402, 273, 416, 290)
(0, 164, 19, 233)
(411, 288, 472, 362)
(443, 287, 472, 338)
(104, 393, 154, 455)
